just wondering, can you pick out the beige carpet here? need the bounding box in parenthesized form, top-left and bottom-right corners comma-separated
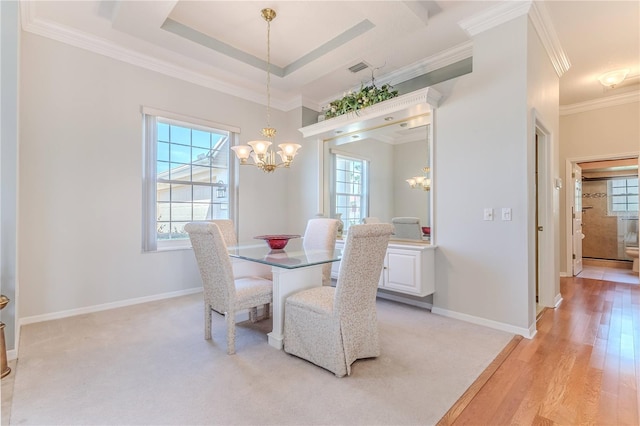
(8, 293, 513, 425)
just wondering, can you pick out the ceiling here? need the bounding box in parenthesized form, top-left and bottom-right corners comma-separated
(22, 1, 640, 112)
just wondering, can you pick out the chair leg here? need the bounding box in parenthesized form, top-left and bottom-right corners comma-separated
(264, 303, 270, 319)
(204, 304, 212, 340)
(249, 307, 258, 323)
(225, 312, 236, 355)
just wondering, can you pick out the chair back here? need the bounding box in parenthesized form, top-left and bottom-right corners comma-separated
(303, 218, 340, 285)
(363, 217, 381, 224)
(210, 219, 237, 246)
(391, 217, 422, 239)
(334, 223, 393, 316)
(185, 222, 235, 313)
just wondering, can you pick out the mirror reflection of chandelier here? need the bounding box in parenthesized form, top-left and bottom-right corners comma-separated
(231, 8, 301, 173)
(406, 167, 431, 191)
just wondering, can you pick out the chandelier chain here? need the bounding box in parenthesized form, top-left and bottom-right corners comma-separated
(265, 13, 271, 131)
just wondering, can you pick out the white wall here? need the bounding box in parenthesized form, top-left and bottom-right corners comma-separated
(18, 32, 303, 320)
(526, 17, 561, 322)
(432, 16, 532, 333)
(559, 101, 640, 274)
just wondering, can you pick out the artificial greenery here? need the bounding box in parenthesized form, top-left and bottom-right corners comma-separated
(323, 82, 399, 119)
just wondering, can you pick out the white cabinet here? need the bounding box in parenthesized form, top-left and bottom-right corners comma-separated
(332, 240, 435, 297)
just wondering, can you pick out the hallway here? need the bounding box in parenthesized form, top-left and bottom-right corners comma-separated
(577, 264, 639, 285)
(449, 274, 640, 425)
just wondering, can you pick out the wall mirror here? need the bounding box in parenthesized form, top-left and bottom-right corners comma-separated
(299, 88, 440, 242)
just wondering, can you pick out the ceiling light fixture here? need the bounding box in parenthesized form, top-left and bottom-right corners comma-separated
(231, 8, 300, 173)
(406, 167, 431, 191)
(598, 69, 629, 88)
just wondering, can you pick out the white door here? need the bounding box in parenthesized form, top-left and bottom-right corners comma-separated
(572, 164, 583, 275)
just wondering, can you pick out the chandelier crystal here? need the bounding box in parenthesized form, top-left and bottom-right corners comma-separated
(230, 8, 301, 173)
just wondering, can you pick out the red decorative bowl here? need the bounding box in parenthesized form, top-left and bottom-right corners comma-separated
(254, 235, 301, 250)
(422, 227, 431, 236)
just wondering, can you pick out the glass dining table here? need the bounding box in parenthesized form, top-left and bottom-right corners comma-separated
(227, 239, 341, 349)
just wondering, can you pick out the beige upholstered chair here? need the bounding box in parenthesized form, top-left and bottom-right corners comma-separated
(210, 219, 272, 280)
(391, 217, 422, 239)
(284, 223, 394, 377)
(302, 218, 340, 286)
(209, 219, 238, 246)
(185, 222, 273, 355)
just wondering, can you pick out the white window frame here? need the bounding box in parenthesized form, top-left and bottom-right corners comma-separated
(142, 107, 239, 251)
(607, 177, 639, 217)
(330, 150, 369, 233)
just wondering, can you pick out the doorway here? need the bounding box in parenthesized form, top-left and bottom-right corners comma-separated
(567, 154, 639, 279)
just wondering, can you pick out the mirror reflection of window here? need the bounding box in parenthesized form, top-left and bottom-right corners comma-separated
(331, 153, 369, 233)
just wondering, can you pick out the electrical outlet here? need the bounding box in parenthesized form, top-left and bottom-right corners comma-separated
(502, 208, 512, 221)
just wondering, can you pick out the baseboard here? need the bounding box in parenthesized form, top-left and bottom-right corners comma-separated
(554, 293, 563, 308)
(7, 349, 17, 361)
(19, 287, 203, 326)
(559, 271, 571, 277)
(376, 291, 433, 310)
(431, 307, 536, 339)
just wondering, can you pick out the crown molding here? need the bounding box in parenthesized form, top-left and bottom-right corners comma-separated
(19, 4, 297, 111)
(560, 90, 640, 116)
(458, 0, 570, 78)
(458, 1, 532, 37)
(528, 1, 571, 77)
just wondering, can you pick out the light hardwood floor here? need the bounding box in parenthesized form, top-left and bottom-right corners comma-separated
(444, 273, 640, 425)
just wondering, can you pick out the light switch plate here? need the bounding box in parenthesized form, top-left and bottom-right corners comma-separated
(484, 208, 494, 221)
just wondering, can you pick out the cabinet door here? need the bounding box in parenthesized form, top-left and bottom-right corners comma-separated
(384, 248, 421, 295)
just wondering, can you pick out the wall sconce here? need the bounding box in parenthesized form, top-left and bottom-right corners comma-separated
(216, 180, 227, 198)
(598, 69, 629, 88)
(406, 167, 431, 191)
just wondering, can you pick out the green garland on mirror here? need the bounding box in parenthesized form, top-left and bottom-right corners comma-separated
(323, 82, 399, 120)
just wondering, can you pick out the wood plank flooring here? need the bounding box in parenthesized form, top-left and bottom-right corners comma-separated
(447, 275, 640, 425)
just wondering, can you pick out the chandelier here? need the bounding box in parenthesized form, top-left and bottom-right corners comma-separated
(231, 8, 301, 173)
(406, 167, 431, 191)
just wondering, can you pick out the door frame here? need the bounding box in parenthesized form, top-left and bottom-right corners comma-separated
(565, 152, 640, 275)
(533, 116, 555, 311)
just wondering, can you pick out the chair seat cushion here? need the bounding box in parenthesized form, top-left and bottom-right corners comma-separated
(235, 276, 273, 309)
(286, 286, 335, 315)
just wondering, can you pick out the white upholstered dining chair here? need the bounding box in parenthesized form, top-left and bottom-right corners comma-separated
(284, 223, 394, 377)
(302, 218, 340, 286)
(391, 217, 422, 240)
(209, 219, 271, 280)
(185, 222, 273, 355)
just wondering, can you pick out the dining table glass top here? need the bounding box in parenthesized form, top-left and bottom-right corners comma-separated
(228, 238, 342, 269)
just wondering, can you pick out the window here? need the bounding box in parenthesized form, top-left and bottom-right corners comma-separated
(608, 178, 639, 215)
(332, 153, 368, 233)
(142, 108, 238, 251)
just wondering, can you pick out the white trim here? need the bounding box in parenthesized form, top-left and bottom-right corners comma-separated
(458, 0, 570, 78)
(140, 106, 241, 134)
(431, 307, 536, 339)
(528, 1, 571, 77)
(458, 1, 532, 37)
(560, 90, 640, 116)
(559, 271, 571, 277)
(376, 291, 432, 310)
(19, 287, 203, 326)
(7, 349, 17, 362)
(554, 294, 563, 308)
